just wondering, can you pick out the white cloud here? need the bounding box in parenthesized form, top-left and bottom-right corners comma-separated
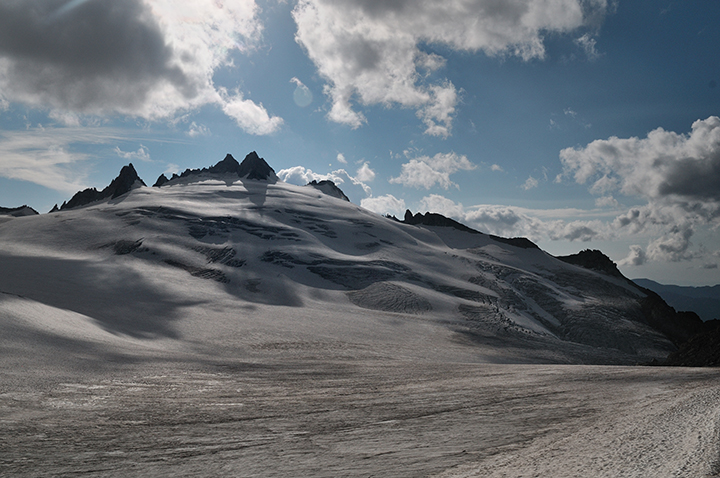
(559, 116, 720, 263)
(187, 122, 210, 137)
(415, 195, 606, 243)
(390, 152, 476, 189)
(619, 245, 648, 267)
(419, 194, 465, 219)
(559, 116, 720, 205)
(491, 164, 504, 172)
(361, 194, 406, 217)
(595, 195, 619, 208)
(355, 162, 376, 182)
(48, 110, 83, 127)
(0, 0, 282, 135)
(416, 82, 458, 138)
(292, 0, 607, 134)
(114, 145, 151, 162)
(277, 165, 372, 202)
(646, 224, 696, 262)
(336, 153, 348, 164)
(221, 90, 284, 135)
(522, 176, 539, 190)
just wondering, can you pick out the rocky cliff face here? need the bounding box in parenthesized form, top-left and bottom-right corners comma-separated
(557, 249, 706, 349)
(154, 152, 278, 186)
(0, 205, 39, 217)
(306, 180, 350, 201)
(57, 163, 146, 211)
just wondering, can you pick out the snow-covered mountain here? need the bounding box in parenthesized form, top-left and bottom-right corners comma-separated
(0, 205, 38, 217)
(0, 153, 701, 365)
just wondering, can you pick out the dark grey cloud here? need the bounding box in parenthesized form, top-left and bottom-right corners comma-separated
(0, 0, 191, 113)
(657, 153, 720, 200)
(0, 0, 282, 133)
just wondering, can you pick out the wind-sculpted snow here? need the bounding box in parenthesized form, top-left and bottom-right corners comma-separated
(347, 282, 433, 314)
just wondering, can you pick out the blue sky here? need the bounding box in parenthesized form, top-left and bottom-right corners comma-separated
(0, 0, 718, 286)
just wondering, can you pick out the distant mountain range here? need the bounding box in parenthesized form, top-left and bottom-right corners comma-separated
(633, 278, 719, 322)
(0, 152, 714, 366)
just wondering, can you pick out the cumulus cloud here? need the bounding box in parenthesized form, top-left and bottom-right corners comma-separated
(277, 165, 372, 202)
(361, 194, 406, 217)
(559, 116, 720, 263)
(559, 116, 720, 205)
(595, 195, 619, 208)
(221, 89, 284, 135)
(415, 194, 606, 242)
(619, 245, 648, 267)
(292, 0, 608, 135)
(419, 194, 466, 219)
(355, 162, 376, 182)
(336, 153, 348, 164)
(0, 0, 282, 134)
(646, 225, 696, 262)
(390, 152, 476, 189)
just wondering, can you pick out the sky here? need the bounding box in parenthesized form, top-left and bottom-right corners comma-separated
(0, 0, 718, 286)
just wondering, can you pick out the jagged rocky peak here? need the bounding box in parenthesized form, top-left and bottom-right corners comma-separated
(59, 163, 146, 211)
(306, 180, 350, 202)
(154, 151, 277, 187)
(107, 163, 146, 199)
(0, 205, 39, 217)
(153, 173, 169, 187)
(556, 249, 623, 278)
(236, 152, 277, 181)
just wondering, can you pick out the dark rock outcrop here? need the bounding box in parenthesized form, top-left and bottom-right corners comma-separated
(400, 210, 539, 249)
(0, 205, 39, 217)
(664, 320, 720, 366)
(638, 289, 705, 347)
(60, 164, 146, 210)
(307, 180, 350, 201)
(154, 152, 277, 186)
(153, 174, 169, 187)
(235, 151, 277, 181)
(557, 249, 707, 351)
(556, 249, 624, 278)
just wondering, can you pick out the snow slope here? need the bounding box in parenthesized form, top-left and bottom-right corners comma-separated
(2, 164, 720, 477)
(0, 172, 676, 365)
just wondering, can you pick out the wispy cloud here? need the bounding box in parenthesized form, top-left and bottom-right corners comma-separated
(0, 127, 132, 193)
